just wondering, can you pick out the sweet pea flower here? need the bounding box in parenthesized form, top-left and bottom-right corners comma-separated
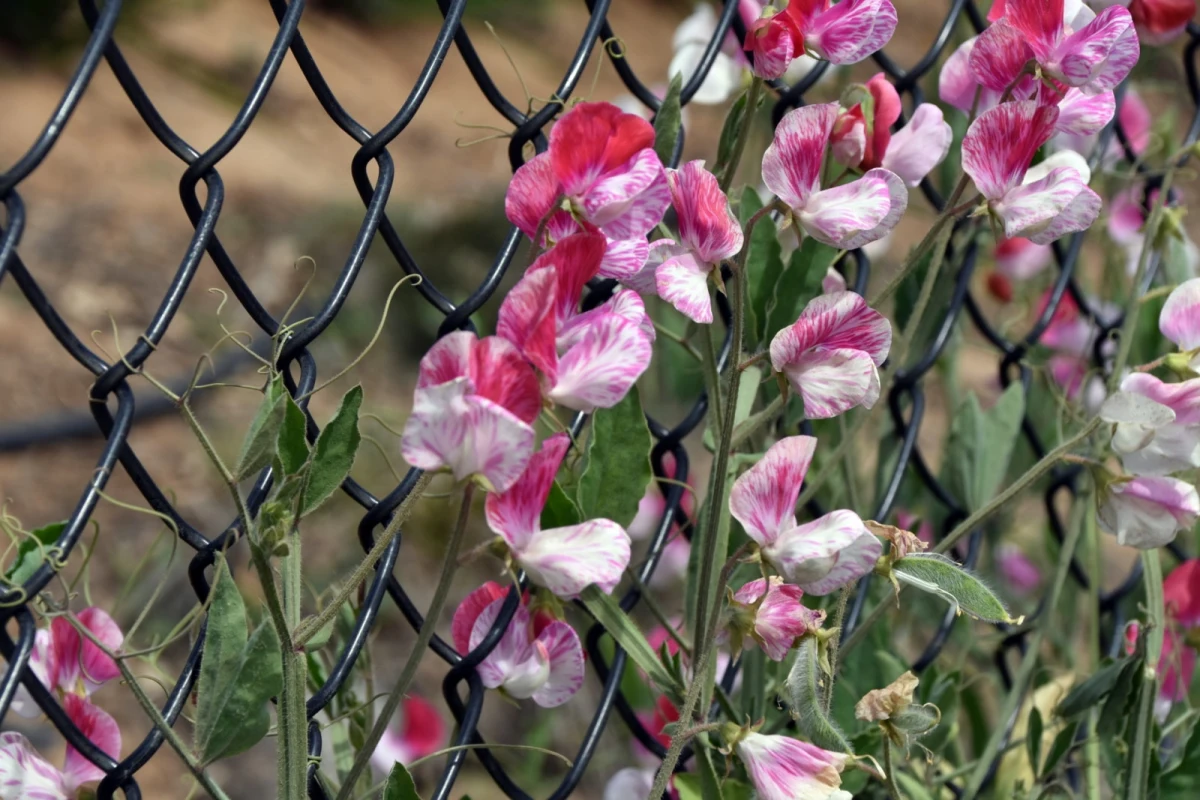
(370, 695, 446, 775)
(997, 544, 1043, 593)
(729, 436, 882, 594)
(486, 433, 631, 598)
(451, 582, 585, 708)
(0, 694, 121, 800)
(745, 6, 796, 78)
(727, 576, 826, 660)
(1160, 278, 1200, 371)
(735, 732, 853, 800)
(1161, 559, 1200, 706)
(654, 160, 744, 323)
(770, 291, 892, 419)
(764, 104, 908, 251)
(778, 0, 899, 65)
(498, 233, 653, 412)
(1097, 474, 1200, 548)
(400, 331, 541, 493)
(831, 74, 953, 188)
(973, 0, 1138, 95)
(1056, 84, 1150, 161)
(12, 608, 124, 719)
(605, 766, 679, 800)
(1104, 373, 1200, 474)
(670, 2, 761, 105)
(962, 101, 1102, 245)
(995, 236, 1054, 280)
(1094, 0, 1197, 45)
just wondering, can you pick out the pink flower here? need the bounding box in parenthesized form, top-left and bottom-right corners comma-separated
(995, 236, 1053, 280)
(486, 433, 631, 598)
(12, 608, 123, 719)
(735, 732, 853, 800)
(1056, 84, 1148, 160)
(400, 331, 541, 493)
(1160, 559, 1200, 705)
(1160, 278, 1200, 371)
(1107, 373, 1200, 475)
(729, 576, 826, 660)
(451, 582, 585, 707)
(654, 161, 744, 323)
(974, 0, 1139, 95)
(370, 695, 446, 774)
(1166, 558, 1200, 625)
(744, 8, 797, 79)
(729, 436, 882, 594)
(498, 233, 654, 412)
(997, 544, 1043, 593)
(780, 0, 899, 65)
(769, 291, 891, 419)
(1126, 0, 1196, 45)
(1098, 474, 1200, 548)
(0, 695, 121, 800)
(763, 104, 908, 250)
(961, 101, 1102, 245)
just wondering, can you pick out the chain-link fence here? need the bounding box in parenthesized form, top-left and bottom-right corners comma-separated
(1, 1, 1198, 798)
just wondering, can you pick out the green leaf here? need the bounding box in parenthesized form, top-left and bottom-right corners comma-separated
(786, 636, 851, 753)
(193, 554, 283, 765)
(1028, 706, 1044, 774)
(1041, 720, 1080, 777)
(541, 480, 582, 530)
(277, 394, 310, 477)
(4, 521, 65, 585)
(1097, 656, 1142, 737)
(675, 774, 753, 800)
(891, 552, 1019, 624)
(234, 376, 286, 480)
(577, 387, 652, 528)
(653, 73, 684, 166)
(299, 614, 336, 652)
(763, 237, 838, 343)
(741, 187, 784, 347)
(714, 89, 751, 177)
(1056, 658, 1126, 718)
(1161, 715, 1200, 793)
(384, 762, 422, 800)
(941, 384, 1026, 512)
(301, 385, 363, 516)
(580, 585, 682, 698)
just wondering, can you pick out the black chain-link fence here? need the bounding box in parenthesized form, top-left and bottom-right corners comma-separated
(1, 1, 1198, 798)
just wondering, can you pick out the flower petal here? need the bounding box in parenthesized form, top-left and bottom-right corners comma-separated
(0, 732, 68, 800)
(1099, 476, 1200, 549)
(516, 520, 632, 598)
(49, 608, 123, 694)
(497, 266, 560, 382)
(550, 313, 652, 412)
(995, 236, 1054, 279)
(993, 166, 1086, 241)
(505, 152, 575, 244)
(881, 105, 953, 187)
(799, 169, 907, 250)
(969, 20, 1036, 91)
(745, 14, 797, 80)
(770, 291, 892, 369)
(583, 149, 671, 241)
(729, 435, 816, 546)
(551, 102, 656, 197)
(469, 599, 534, 690)
(451, 581, 510, 655)
(530, 621, 586, 707)
(62, 695, 119, 791)
(534, 231, 608, 325)
(1051, 5, 1139, 93)
(962, 101, 1060, 200)
(939, 38, 986, 113)
(624, 238, 680, 296)
(415, 332, 542, 425)
(667, 160, 744, 263)
(486, 433, 570, 551)
(805, 0, 898, 65)
(656, 251, 714, 323)
(604, 768, 656, 800)
(736, 732, 851, 800)
(1026, 186, 1102, 246)
(598, 237, 651, 280)
(1053, 87, 1116, 136)
(763, 104, 839, 210)
(9, 629, 52, 718)
(780, 345, 882, 419)
(765, 509, 883, 595)
(1159, 278, 1200, 351)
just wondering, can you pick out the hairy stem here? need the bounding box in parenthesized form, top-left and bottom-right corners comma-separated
(882, 736, 906, 800)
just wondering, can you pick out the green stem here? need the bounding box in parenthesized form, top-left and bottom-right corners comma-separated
(882, 736, 906, 800)
(699, 295, 725, 431)
(279, 534, 307, 799)
(333, 482, 475, 800)
(1128, 549, 1164, 800)
(730, 393, 785, 449)
(720, 78, 764, 193)
(822, 585, 853, 713)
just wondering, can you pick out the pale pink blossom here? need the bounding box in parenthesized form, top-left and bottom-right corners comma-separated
(997, 544, 1043, 593)
(653, 161, 743, 323)
(370, 695, 446, 775)
(1160, 278, 1200, 370)
(769, 291, 892, 419)
(822, 266, 847, 294)
(974, 0, 1139, 95)
(729, 436, 882, 593)
(735, 732, 853, 800)
(11, 608, 124, 719)
(962, 101, 1102, 245)
(1107, 373, 1200, 474)
(452, 583, 585, 708)
(1098, 474, 1200, 548)
(0, 695, 120, 800)
(498, 233, 653, 412)
(729, 576, 826, 660)
(995, 236, 1053, 280)
(764, 104, 908, 250)
(400, 331, 541, 493)
(486, 433, 631, 598)
(780, 0, 899, 65)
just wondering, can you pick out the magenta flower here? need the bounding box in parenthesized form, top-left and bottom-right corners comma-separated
(764, 104, 908, 251)
(961, 101, 1102, 245)
(996, 544, 1043, 593)
(12, 608, 123, 719)
(1161, 559, 1200, 706)
(370, 695, 446, 774)
(0, 694, 121, 800)
(744, 8, 797, 79)
(780, 0, 899, 65)
(1098, 474, 1200, 548)
(729, 436, 881, 594)
(973, 0, 1139, 95)
(654, 160, 744, 323)
(735, 732, 853, 800)
(485, 433, 631, 598)
(498, 233, 653, 412)
(729, 576, 826, 660)
(1096, 0, 1195, 45)
(400, 331, 541, 493)
(769, 291, 891, 419)
(451, 582, 585, 707)
(1160, 278, 1200, 370)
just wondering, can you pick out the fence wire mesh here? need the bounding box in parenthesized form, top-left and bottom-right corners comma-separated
(1, 1, 1198, 798)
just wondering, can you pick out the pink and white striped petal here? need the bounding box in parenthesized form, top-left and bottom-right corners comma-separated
(1004, 0, 1064, 60)
(48, 608, 123, 694)
(736, 732, 852, 800)
(994, 167, 1087, 241)
(1050, 5, 1139, 93)
(451, 581, 510, 655)
(765, 509, 883, 595)
(550, 314, 652, 412)
(583, 149, 671, 240)
(516, 520, 632, 598)
(497, 266, 560, 382)
(881, 105, 953, 188)
(1054, 88, 1117, 136)
(734, 577, 825, 661)
(469, 600, 534, 691)
(729, 435, 816, 547)
(744, 13, 796, 79)
(1159, 278, 1200, 352)
(530, 621, 586, 707)
(486, 433, 570, 552)
(804, 0, 899, 65)
(602, 289, 656, 343)
(505, 152, 574, 245)
(962, 101, 1060, 200)
(1024, 186, 1102, 245)
(550, 102, 656, 198)
(656, 251, 715, 323)
(599, 237, 651, 281)
(623, 238, 681, 296)
(763, 104, 839, 210)
(969, 20, 1036, 91)
(769, 291, 892, 369)
(414, 332, 542, 425)
(62, 695, 119, 792)
(667, 160, 744, 263)
(780, 345, 882, 419)
(799, 169, 907, 250)
(0, 732, 68, 800)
